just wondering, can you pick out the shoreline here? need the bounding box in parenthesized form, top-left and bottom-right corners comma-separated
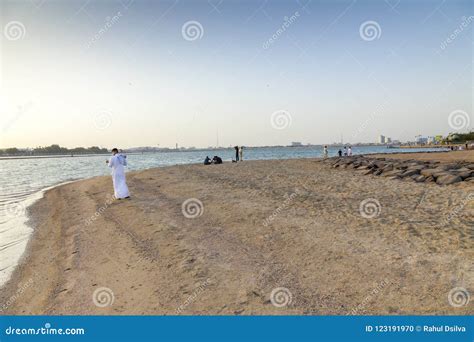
(1, 151, 473, 315)
(0, 146, 450, 161)
(0, 179, 86, 288)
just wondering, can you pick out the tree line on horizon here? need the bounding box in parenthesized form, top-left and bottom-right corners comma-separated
(446, 131, 474, 143)
(0, 144, 108, 156)
(1, 132, 472, 156)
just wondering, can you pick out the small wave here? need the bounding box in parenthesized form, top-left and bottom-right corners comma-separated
(0, 238, 28, 252)
(0, 180, 78, 288)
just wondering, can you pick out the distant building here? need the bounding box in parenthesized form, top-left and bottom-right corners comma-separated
(378, 135, 386, 144)
(291, 142, 303, 146)
(386, 137, 392, 143)
(415, 136, 428, 144)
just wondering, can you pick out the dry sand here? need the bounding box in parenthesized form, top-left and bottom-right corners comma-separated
(1, 151, 473, 315)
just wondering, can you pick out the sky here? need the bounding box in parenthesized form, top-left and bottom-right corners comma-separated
(0, 0, 472, 149)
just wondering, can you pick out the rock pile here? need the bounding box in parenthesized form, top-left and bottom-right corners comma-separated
(320, 156, 474, 185)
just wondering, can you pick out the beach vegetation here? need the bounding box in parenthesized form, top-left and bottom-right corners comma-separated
(445, 131, 474, 143)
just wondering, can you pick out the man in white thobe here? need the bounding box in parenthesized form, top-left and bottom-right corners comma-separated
(107, 148, 130, 199)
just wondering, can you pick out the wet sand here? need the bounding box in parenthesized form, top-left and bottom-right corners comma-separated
(1, 152, 473, 315)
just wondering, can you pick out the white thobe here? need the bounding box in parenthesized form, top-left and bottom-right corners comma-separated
(108, 155, 130, 199)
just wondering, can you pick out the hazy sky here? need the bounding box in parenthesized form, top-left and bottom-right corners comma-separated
(0, 0, 472, 148)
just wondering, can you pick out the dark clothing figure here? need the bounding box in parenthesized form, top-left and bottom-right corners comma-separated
(338, 149, 342, 157)
(204, 156, 212, 165)
(234, 146, 239, 162)
(212, 156, 223, 164)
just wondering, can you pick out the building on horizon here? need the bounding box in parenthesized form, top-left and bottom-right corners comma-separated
(415, 136, 428, 145)
(378, 135, 386, 144)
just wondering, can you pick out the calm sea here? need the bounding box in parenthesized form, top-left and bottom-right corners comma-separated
(0, 145, 446, 287)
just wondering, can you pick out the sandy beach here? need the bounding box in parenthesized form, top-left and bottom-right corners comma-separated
(1, 151, 473, 315)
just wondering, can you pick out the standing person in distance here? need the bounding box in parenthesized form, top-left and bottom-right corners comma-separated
(106, 148, 130, 200)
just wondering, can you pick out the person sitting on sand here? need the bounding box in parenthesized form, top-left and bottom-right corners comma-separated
(106, 148, 130, 200)
(204, 156, 212, 165)
(212, 156, 223, 164)
(239, 146, 244, 161)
